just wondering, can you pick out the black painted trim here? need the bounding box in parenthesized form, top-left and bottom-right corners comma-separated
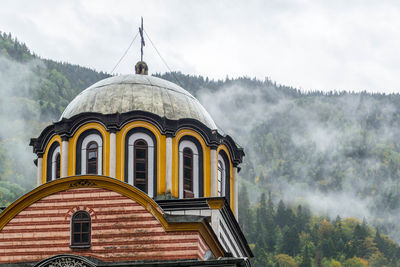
(30, 111, 244, 166)
(75, 129, 103, 175)
(179, 135, 204, 198)
(156, 197, 253, 258)
(124, 127, 157, 197)
(219, 200, 254, 258)
(46, 142, 60, 182)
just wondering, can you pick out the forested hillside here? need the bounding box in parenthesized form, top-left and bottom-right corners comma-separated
(0, 32, 109, 203)
(2, 32, 400, 266)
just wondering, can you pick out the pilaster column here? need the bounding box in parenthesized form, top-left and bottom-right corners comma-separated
(165, 137, 173, 194)
(109, 132, 116, 178)
(233, 166, 239, 219)
(210, 149, 218, 197)
(61, 138, 69, 177)
(37, 157, 43, 186)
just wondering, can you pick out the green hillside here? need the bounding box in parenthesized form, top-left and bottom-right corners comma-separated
(2, 32, 400, 266)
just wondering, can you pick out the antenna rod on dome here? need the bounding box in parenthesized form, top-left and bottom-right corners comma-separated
(139, 17, 145, 62)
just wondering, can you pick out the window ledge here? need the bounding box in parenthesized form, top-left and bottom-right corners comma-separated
(70, 244, 91, 249)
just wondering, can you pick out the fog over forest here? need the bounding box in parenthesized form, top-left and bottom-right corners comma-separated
(195, 78, 400, 242)
(2, 32, 400, 265)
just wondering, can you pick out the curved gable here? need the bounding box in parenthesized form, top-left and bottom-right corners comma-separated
(0, 176, 224, 264)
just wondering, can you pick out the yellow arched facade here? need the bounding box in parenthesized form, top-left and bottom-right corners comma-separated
(118, 121, 166, 195)
(173, 129, 211, 197)
(68, 122, 109, 177)
(38, 120, 238, 212)
(42, 135, 62, 182)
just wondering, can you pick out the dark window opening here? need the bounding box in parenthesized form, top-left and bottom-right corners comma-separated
(71, 211, 91, 248)
(183, 148, 194, 198)
(55, 153, 61, 179)
(134, 139, 148, 193)
(86, 141, 98, 174)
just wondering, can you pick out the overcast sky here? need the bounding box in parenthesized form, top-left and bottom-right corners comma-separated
(1, 0, 399, 93)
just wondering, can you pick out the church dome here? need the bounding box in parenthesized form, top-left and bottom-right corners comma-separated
(60, 74, 217, 130)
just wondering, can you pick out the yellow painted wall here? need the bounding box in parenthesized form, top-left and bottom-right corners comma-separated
(40, 122, 235, 210)
(118, 121, 166, 194)
(173, 129, 211, 198)
(42, 135, 62, 184)
(68, 122, 109, 177)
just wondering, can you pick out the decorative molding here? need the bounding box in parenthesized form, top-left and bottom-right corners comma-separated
(207, 198, 225, 210)
(69, 179, 97, 188)
(35, 254, 96, 267)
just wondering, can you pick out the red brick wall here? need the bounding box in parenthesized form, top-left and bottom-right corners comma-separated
(0, 188, 209, 264)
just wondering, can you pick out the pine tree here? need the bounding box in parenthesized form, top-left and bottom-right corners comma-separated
(254, 193, 268, 250)
(265, 191, 276, 252)
(276, 200, 287, 228)
(238, 186, 252, 236)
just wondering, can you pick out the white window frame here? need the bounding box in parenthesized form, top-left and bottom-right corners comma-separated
(179, 140, 199, 198)
(81, 134, 103, 175)
(128, 132, 155, 197)
(51, 146, 61, 181)
(218, 158, 226, 197)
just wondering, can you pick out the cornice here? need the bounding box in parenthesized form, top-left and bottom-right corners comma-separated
(30, 111, 244, 163)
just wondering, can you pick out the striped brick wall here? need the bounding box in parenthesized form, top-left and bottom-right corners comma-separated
(0, 188, 209, 264)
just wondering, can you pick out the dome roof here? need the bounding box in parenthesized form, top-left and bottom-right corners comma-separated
(60, 74, 217, 130)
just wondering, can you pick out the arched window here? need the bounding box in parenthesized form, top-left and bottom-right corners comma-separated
(218, 160, 225, 197)
(126, 130, 156, 198)
(86, 141, 98, 174)
(55, 153, 61, 179)
(179, 138, 203, 199)
(76, 131, 103, 175)
(71, 211, 91, 248)
(134, 139, 148, 193)
(47, 143, 60, 182)
(183, 148, 194, 198)
(218, 151, 231, 204)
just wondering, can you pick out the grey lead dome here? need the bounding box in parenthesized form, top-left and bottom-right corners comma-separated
(60, 74, 217, 130)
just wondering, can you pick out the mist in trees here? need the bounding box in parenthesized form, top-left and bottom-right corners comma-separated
(239, 190, 399, 266)
(3, 31, 400, 265)
(0, 32, 109, 205)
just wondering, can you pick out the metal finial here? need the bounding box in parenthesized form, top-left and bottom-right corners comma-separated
(139, 17, 145, 61)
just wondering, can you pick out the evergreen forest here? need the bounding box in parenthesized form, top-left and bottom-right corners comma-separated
(2, 32, 400, 266)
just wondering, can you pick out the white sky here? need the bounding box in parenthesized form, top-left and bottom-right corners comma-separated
(1, 0, 400, 93)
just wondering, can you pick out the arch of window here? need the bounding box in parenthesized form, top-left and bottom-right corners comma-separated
(178, 138, 203, 199)
(70, 211, 91, 248)
(47, 142, 60, 182)
(218, 151, 231, 204)
(76, 131, 103, 175)
(125, 129, 156, 198)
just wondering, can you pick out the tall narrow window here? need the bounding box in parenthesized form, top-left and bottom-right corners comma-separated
(134, 139, 148, 193)
(55, 153, 61, 179)
(71, 211, 91, 248)
(86, 142, 98, 174)
(183, 148, 194, 198)
(48, 143, 60, 182)
(218, 160, 224, 196)
(218, 152, 230, 205)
